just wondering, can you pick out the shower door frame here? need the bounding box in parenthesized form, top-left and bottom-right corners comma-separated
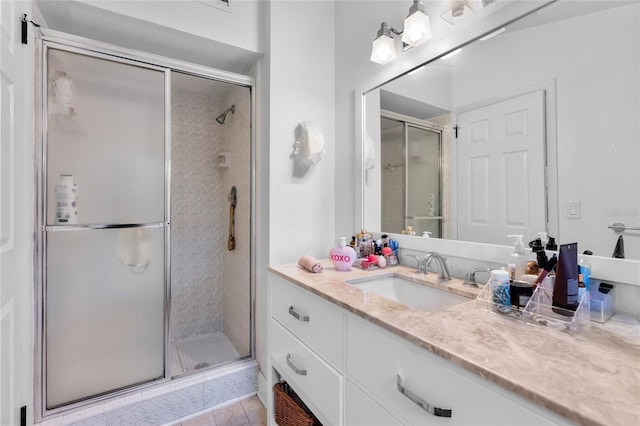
(34, 28, 257, 422)
(381, 111, 444, 237)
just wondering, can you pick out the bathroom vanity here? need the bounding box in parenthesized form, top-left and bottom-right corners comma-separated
(266, 261, 639, 426)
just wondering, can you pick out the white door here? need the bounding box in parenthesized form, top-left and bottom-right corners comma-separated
(1, 2, 33, 425)
(456, 90, 545, 245)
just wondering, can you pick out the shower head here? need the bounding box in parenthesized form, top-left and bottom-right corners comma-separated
(216, 105, 235, 124)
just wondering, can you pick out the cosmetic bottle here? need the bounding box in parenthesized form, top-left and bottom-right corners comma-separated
(349, 236, 356, 251)
(534, 254, 557, 287)
(529, 238, 548, 269)
(510, 280, 534, 308)
(552, 243, 579, 314)
(356, 228, 373, 258)
(507, 235, 527, 280)
(612, 236, 625, 259)
(330, 237, 356, 271)
(55, 174, 78, 224)
(578, 273, 586, 299)
(578, 250, 592, 291)
(490, 269, 511, 314)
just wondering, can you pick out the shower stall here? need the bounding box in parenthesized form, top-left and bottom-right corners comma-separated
(381, 115, 444, 237)
(35, 30, 255, 419)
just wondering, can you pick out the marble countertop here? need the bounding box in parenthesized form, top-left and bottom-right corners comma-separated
(268, 260, 640, 426)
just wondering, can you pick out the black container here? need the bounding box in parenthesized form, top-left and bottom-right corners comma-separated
(510, 280, 534, 308)
(553, 243, 579, 314)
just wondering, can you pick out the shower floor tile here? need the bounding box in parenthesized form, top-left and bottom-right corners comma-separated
(173, 332, 239, 376)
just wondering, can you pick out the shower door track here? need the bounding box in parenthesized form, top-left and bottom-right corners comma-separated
(34, 28, 257, 422)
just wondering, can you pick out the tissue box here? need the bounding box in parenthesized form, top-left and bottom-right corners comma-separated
(589, 283, 615, 323)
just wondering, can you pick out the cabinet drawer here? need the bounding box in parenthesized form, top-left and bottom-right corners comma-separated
(270, 273, 344, 369)
(271, 319, 343, 426)
(347, 315, 560, 425)
(346, 380, 402, 426)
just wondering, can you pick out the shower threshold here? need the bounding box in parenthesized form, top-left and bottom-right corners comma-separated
(171, 332, 240, 377)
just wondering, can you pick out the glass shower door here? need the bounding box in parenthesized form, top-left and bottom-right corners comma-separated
(405, 125, 442, 237)
(43, 46, 168, 408)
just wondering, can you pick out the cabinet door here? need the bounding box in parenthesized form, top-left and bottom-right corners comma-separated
(270, 273, 344, 369)
(270, 319, 342, 426)
(346, 380, 402, 426)
(347, 315, 563, 425)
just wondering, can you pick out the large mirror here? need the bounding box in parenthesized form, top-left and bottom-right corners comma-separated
(363, 0, 639, 260)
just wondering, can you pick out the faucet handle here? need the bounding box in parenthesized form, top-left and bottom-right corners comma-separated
(405, 254, 425, 274)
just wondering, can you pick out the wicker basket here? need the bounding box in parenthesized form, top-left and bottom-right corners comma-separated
(273, 382, 319, 426)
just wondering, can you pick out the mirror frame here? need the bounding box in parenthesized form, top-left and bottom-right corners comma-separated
(354, 0, 640, 286)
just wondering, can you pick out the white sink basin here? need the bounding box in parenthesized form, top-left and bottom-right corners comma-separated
(347, 275, 469, 313)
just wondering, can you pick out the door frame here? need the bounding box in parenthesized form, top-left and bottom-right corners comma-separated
(449, 80, 559, 242)
(34, 28, 257, 422)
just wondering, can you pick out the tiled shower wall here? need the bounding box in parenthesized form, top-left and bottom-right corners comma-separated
(219, 85, 251, 358)
(171, 90, 224, 341)
(381, 125, 404, 234)
(170, 85, 251, 358)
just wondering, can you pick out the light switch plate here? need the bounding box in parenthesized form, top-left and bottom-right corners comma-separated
(567, 201, 581, 219)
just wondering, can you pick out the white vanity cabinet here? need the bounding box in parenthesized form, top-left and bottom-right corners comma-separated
(346, 315, 568, 426)
(268, 273, 345, 425)
(345, 380, 403, 426)
(268, 272, 570, 426)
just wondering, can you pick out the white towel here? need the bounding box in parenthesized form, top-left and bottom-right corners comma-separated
(294, 121, 325, 166)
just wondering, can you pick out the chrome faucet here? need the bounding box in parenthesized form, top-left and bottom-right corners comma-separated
(463, 267, 492, 287)
(406, 254, 427, 274)
(423, 252, 452, 281)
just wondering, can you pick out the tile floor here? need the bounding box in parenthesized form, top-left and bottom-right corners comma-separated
(176, 396, 266, 426)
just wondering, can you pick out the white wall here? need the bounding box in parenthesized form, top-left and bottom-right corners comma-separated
(256, 0, 336, 398)
(384, 64, 454, 111)
(76, 0, 262, 53)
(36, 0, 263, 74)
(267, 1, 336, 265)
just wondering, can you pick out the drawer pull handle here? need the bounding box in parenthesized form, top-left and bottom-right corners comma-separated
(289, 306, 310, 322)
(397, 375, 452, 418)
(286, 353, 307, 376)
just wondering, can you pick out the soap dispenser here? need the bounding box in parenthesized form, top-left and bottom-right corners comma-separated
(507, 235, 527, 281)
(330, 237, 356, 271)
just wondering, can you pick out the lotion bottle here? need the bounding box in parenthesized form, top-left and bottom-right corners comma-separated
(330, 237, 356, 271)
(507, 235, 527, 281)
(55, 174, 78, 224)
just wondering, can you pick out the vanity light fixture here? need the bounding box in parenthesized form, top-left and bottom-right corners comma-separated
(370, 0, 432, 65)
(370, 22, 400, 65)
(402, 0, 432, 47)
(441, 0, 477, 24)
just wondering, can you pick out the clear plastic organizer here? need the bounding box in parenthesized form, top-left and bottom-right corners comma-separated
(589, 284, 615, 323)
(476, 283, 590, 334)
